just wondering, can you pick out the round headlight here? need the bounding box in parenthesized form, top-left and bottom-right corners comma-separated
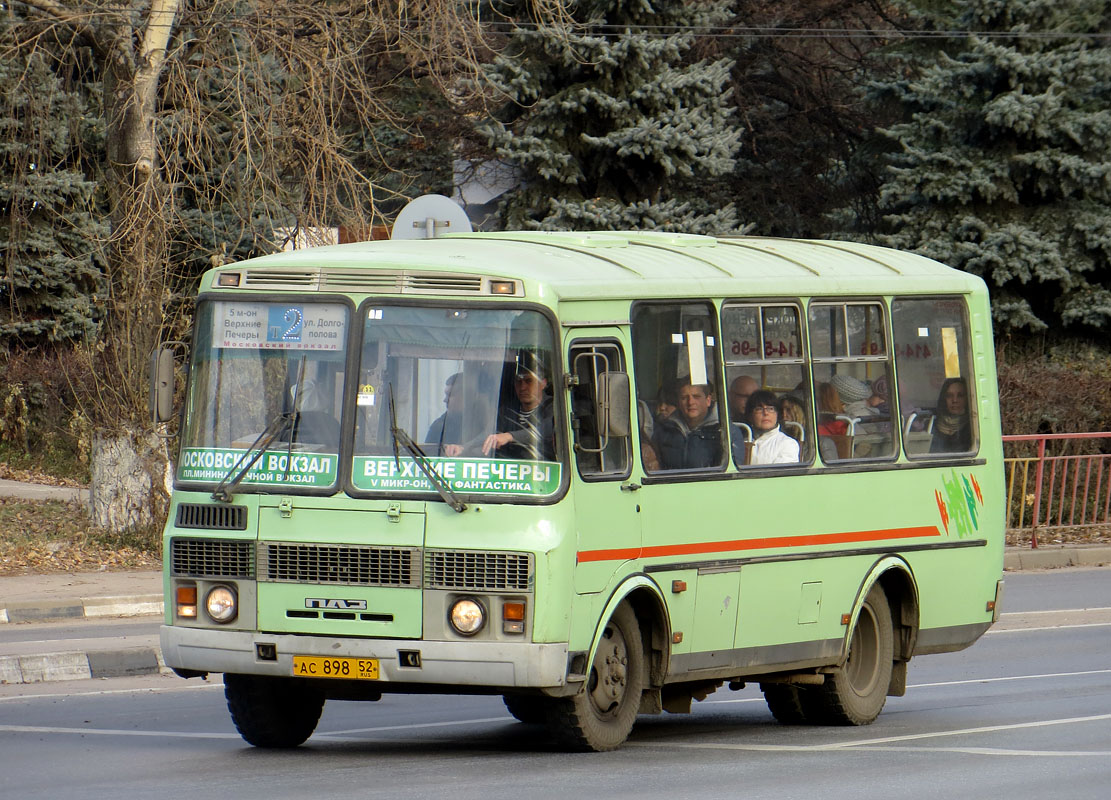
(449, 598, 485, 636)
(205, 585, 238, 623)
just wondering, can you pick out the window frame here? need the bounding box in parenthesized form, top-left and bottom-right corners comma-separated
(720, 299, 812, 468)
(891, 295, 979, 461)
(630, 299, 727, 476)
(807, 298, 899, 464)
(568, 337, 633, 482)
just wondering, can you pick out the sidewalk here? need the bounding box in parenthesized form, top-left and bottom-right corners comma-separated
(1, 544, 1109, 686)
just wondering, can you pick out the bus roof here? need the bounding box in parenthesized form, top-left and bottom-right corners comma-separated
(207, 231, 987, 301)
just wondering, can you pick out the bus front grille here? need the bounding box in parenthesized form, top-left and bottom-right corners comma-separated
(424, 550, 533, 592)
(175, 503, 248, 531)
(260, 542, 421, 587)
(171, 538, 255, 578)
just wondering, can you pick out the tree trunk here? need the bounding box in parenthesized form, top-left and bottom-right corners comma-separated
(89, 428, 171, 531)
(87, 1, 182, 533)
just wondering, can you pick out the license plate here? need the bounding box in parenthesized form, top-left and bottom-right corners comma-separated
(292, 655, 379, 680)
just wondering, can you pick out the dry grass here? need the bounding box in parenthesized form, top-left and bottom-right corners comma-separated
(0, 496, 161, 576)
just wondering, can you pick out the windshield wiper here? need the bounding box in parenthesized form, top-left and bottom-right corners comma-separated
(211, 411, 294, 503)
(212, 356, 307, 503)
(388, 384, 467, 513)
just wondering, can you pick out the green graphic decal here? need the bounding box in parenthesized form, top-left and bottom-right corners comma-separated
(935, 470, 984, 537)
(353, 456, 560, 496)
(179, 448, 338, 487)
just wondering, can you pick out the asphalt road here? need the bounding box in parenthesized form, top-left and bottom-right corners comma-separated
(1, 569, 1108, 800)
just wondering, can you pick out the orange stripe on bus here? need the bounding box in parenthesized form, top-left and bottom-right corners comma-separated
(576, 526, 942, 564)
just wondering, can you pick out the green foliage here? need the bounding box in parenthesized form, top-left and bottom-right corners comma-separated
(0, 37, 107, 345)
(841, 0, 1111, 333)
(482, 0, 741, 231)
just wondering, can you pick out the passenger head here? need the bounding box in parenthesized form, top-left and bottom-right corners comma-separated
(677, 380, 714, 428)
(830, 374, 871, 407)
(729, 375, 759, 419)
(779, 395, 806, 442)
(780, 395, 805, 424)
(817, 382, 844, 415)
(513, 351, 549, 411)
(655, 381, 679, 420)
(936, 377, 968, 418)
(444, 372, 463, 411)
(746, 389, 780, 434)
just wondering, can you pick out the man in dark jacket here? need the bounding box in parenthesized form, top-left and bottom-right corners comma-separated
(482, 350, 556, 461)
(652, 379, 722, 469)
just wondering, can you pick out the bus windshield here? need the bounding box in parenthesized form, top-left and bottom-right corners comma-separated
(178, 300, 349, 491)
(350, 305, 561, 499)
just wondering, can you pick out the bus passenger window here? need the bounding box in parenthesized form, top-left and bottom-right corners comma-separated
(892, 298, 977, 457)
(721, 303, 809, 468)
(809, 302, 896, 462)
(632, 302, 726, 472)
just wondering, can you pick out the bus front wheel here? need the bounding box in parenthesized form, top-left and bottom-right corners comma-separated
(547, 603, 645, 751)
(224, 673, 324, 748)
(502, 694, 549, 724)
(813, 584, 894, 725)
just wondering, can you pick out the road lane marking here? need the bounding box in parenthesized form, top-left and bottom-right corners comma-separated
(906, 669, 1111, 689)
(704, 669, 1111, 702)
(1000, 607, 1111, 615)
(0, 725, 241, 739)
(626, 713, 1111, 755)
(815, 712, 1111, 748)
(325, 717, 512, 735)
(989, 622, 1111, 633)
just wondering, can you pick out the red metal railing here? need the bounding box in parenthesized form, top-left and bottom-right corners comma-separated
(1003, 433, 1111, 547)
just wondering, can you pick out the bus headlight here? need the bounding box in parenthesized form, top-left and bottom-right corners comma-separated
(449, 598, 485, 636)
(205, 585, 238, 623)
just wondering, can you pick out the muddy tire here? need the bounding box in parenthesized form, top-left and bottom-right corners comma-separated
(224, 674, 324, 748)
(761, 683, 813, 725)
(811, 585, 894, 725)
(546, 603, 645, 751)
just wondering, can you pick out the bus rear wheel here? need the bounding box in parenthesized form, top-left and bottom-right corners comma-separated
(812, 585, 894, 725)
(761, 683, 813, 725)
(547, 603, 645, 751)
(224, 674, 324, 748)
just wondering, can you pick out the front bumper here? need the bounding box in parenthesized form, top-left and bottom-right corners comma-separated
(160, 625, 570, 690)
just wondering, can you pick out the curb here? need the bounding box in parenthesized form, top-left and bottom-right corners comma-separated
(1003, 545, 1111, 572)
(0, 595, 163, 625)
(0, 647, 165, 684)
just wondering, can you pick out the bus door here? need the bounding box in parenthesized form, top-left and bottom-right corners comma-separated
(566, 335, 642, 595)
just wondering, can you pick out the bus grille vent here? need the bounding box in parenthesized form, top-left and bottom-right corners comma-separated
(424, 550, 533, 592)
(175, 503, 247, 531)
(261, 542, 421, 587)
(405, 275, 484, 294)
(320, 270, 485, 295)
(171, 538, 255, 578)
(243, 269, 320, 288)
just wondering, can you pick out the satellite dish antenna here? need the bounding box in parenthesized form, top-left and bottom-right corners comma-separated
(391, 194, 473, 240)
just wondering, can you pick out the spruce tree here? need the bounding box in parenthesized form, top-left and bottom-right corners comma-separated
(483, 0, 741, 232)
(0, 44, 106, 344)
(844, 0, 1111, 333)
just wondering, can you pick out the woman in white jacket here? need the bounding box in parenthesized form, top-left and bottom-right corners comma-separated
(746, 390, 800, 465)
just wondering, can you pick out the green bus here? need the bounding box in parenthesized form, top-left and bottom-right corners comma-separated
(154, 230, 1005, 752)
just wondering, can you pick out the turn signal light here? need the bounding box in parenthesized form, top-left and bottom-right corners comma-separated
(503, 601, 525, 634)
(177, 585, 198, 619)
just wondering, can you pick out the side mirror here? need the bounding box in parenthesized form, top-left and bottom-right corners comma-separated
(599, 371, 631, 438)
(149, 346, 177, 424)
